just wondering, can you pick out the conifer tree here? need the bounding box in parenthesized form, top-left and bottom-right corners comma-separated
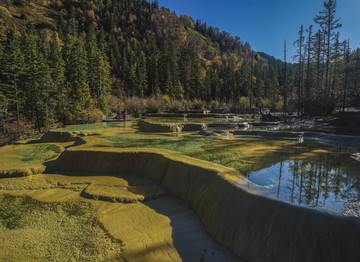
(67, 38, 93, 115)
(168, 43, 181, 98)
(38, 39, 56, 129)
(48, 33, 66, 117)
(312, 29, 326, 112)
(330, 32, 341, 105)
(1, 28, 24, 122)
(283, 40, 288, 114)
(189, 47, 202, 99)
(304, 25, 313, 115)
(0, 40, 8, 133)
(108, 33, 121, 75)
(146, 34, 160, 95)
(159, 45, 172, 95)
(209, 68, 221, 100)
(86, 25, 101, 98)
(294, 25, 305, 115)
(314, 0, 342, 112)
(179, 45, 192, 97)
(86, 25, 111, 111)
(342, 39, 350, 111)
(21, 23, 50, 131)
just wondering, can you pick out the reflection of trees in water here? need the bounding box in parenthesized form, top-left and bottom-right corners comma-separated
(285, 154, 360, 208)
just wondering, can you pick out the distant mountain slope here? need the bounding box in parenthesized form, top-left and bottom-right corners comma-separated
(0, 0, 287, 134)
(0, 0, 276, 67)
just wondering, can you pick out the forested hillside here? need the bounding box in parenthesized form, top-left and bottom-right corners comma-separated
(0, 0, 359, 141)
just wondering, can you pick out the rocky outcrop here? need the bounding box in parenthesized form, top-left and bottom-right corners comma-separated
(182, 123, 207, 131)
(40, 131, 78, 143)
(53, 148, 360, 262)
(40, 131, 98, 143)
(138, 119, 206, 132)
(138, 119, 183, 132)
(0, 165, 46, 177)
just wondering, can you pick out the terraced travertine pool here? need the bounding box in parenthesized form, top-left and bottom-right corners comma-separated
(5, 119, 359, 215)
(59, 121, 133, 131)
(1, 119, 360, 261)
(58, 120, 360, 216)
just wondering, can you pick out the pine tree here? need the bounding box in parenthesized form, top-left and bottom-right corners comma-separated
(237, 63, 250, 101)
(314, 0, 342, 112)
(146, 33, 160, 95)
(304, 25, 313, 115)
(48, 33, 66, 118)
(294, 25, 305, 115)
(38, 39, 56, 129)
(21, 23, 50, 131)
(1, 28, 24, 122)
(250, 49, 254, 110)
(133, 45, 148, 97)
(312, 29, 326, 112)
(67, 38, 93, 115)
(209, 67, 221, 100)
(159, 45, 172, 96)
(108, 33, 121, 75)
(86, 25, 101, 99)
(342, 39, 350, 111)
(189, 47, 202, 99)
(330, 32, 341, 106)
(283, 40, 288, 114)
(86, 25, 111, 111)
(0, 40, 8, 133)
(179, 45, 192, 97)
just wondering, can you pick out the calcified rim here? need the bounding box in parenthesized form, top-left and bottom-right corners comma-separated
(52, 137, 360, 262)
(3, 131, 360, 261)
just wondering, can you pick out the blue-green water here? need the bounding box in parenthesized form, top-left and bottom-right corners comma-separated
(147, 117, 243, 123)
(99, 130, 360, 215)
(59, 122, 133, 131)
(57, 120, 360, 215)
(245, 152, 360, 215)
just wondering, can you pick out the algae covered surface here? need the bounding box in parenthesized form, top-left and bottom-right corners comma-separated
(59, 122, 132, 131)
(0, 172, 240, 262)
(0, 143, 64, 177)
(1, 121, 360, 261)
(0, 144, 62, 169)
(0, 194, 123, 262)
(79, 125, 360, 214)
(97, 130, 355, 175)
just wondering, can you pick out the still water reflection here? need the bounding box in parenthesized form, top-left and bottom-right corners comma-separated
(80, 125, 360, 216)
(246, 153, 360, 215)
(59, 121, 132, 131)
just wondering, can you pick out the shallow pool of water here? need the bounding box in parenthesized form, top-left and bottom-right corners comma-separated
(59, 122, 133, 131)
(97, 130, 360, 215)
(244, 150, 360, 215)
(56, 119, 360, 216)
(147, 117, 245, 124)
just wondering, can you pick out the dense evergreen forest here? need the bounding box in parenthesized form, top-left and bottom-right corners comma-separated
(0, 0, 359, 141)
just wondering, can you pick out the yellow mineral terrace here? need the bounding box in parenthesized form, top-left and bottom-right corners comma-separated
(1, 130, 360, 261)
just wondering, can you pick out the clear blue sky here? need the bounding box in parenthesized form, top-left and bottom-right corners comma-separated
(156, 0, 360, 61)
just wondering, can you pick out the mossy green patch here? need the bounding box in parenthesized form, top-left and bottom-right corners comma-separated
(59, 122, 132, 131)
(85, 130, 359, 179)
(0, 144, 62, 170)
(102, 132, 218, 155)
(18, 144, 62, 164)
(0, 194, 123, 261)
(96, 132, 293, 174)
